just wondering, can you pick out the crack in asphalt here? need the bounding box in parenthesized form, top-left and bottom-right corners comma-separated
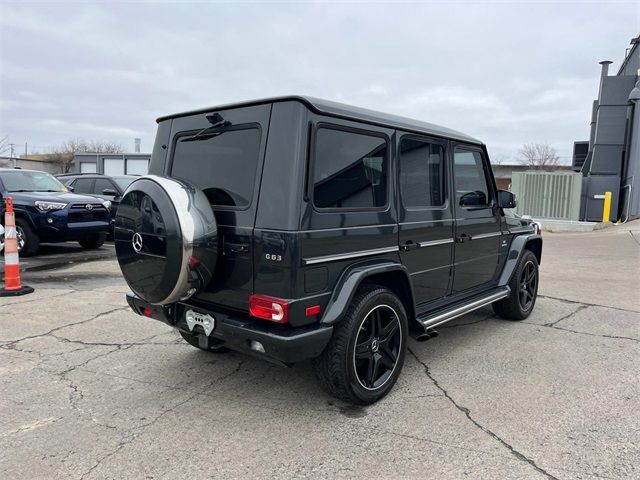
(543, 305, 590, 327)
(538, 295, 640, 314)
(50, 332, 176, 348)
(538, 324, 640, 343)
(407, 347, 560, 480)
(0, 306, 131, 347)
(521, 304, 640, 343)
(0, 289, 76, 308)
(79, 358, 246, 479)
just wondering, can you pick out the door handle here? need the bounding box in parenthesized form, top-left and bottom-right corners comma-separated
(225, 242, 249, 254)
(455, 234, 471, 243)
(400, 241, 419, 251)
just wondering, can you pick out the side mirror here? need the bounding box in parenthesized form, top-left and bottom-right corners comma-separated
(498, 190, 517, 209)
(67, 185, 75, 192)
(459, 190, 487, 207)
(102, 188, 118, 196)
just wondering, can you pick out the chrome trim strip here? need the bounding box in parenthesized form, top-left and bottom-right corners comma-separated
(472, 232, 502, 240)
(509, 227, 534, 234)
(419, 287, 510, 330)
(303, 246, 399, 265)
(418, 238, 454, 248)
(398, 218, 454, 226)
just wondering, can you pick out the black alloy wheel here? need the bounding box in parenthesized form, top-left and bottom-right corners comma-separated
(353, 305, 402, 390)
(518, 260, 537, 311)
(493, 249, 539, 320)
(313, 286, 408, 404)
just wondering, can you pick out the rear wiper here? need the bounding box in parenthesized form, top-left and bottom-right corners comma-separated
(180, 112, 232, 142)
(8, 189, 36, 192)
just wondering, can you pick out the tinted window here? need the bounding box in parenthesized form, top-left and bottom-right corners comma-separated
(94, 178, 114, 195)
(454, 149, 490, 206)
(399, 139, 445, 207)
(171, 127, 261, 208)
(73, 178, 94, 194)
(313, 127, 387, 209)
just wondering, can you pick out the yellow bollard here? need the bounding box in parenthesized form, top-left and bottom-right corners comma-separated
(602, 191, 612, 223)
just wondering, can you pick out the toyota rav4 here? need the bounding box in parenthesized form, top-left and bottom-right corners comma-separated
(115, 96, 542, 404)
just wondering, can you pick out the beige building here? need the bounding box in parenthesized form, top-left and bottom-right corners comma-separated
(0, 154, 63, 173)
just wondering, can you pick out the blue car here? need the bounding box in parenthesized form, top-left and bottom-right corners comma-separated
(0, 168, 112, 256)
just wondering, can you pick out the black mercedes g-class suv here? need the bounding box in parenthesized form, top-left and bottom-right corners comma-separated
(115, 96, 541, 404)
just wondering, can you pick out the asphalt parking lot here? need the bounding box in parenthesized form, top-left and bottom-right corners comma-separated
(1, 225, 638, 479)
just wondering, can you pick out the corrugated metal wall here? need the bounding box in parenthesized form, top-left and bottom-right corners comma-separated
(511, 171, 583, 220)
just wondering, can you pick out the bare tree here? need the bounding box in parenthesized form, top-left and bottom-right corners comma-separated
(491, 154, 510, 166)
(48, 151, 75, 174)
(46, 138, 124, 173)
(0, 135, 9, 156)
(60, 138, 124, 155)
(518, 143, 560, 170)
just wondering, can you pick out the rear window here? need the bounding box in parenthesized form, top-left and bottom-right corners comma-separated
(171, 126, 261, 208)
(312, 126, 388, 209)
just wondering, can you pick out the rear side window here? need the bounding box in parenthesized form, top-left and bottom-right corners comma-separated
(171, 127, 261, 208)
(94, 178, 114, 195)
(399, 138, 445, 207)
(73, 178, 94, 194)
(312, 126, 388, 209)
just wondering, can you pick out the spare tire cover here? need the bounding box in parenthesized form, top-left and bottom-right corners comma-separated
(114, 175, 217, 305)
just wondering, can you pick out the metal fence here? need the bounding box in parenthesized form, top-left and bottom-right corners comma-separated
(511, 171, 583, 220)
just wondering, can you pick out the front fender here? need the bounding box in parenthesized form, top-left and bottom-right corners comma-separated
(320, 260, 414, 325)
(498, 233, 543, 286)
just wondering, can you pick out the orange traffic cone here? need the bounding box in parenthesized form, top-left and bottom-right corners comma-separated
(1, 197, 34, 297)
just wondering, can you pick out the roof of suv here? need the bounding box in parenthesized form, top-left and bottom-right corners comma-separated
(156, 95, 482, 145)
(0, 167, 49, 173)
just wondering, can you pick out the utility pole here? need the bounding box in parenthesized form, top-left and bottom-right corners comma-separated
(9, 143, 16, 168)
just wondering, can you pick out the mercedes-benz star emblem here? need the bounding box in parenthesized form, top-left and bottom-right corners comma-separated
(85, 204, 94, 211)
(132, 233, 143, 253)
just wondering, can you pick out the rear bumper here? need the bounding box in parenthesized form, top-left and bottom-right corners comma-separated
(126, 293, 333, 365)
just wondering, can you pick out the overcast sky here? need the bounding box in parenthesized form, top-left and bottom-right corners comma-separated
(1, 1, 638, 163)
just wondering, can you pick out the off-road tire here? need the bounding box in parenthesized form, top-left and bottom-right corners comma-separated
(493, 249, 539, 321)
(78, 232, 107, 250)
(313, 286, 408, 405)
(15, 218, 40, 257)
(179, 330, 230, 353)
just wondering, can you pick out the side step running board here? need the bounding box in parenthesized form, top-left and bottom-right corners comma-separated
(416, 287, 511, 331)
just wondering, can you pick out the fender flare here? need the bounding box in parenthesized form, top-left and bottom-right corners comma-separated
(319, 260, 415, 325)
(498, 233, 543, 286)
(12, 209, 37, 231)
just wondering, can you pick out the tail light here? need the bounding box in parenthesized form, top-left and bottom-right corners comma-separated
(249, 295, 288, 323)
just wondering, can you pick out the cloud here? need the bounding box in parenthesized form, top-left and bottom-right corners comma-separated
(0, 1, 638, 160)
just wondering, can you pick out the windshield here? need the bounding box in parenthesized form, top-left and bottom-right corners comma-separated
(0, 170, 67, 192)
(112, 176, 136, 191)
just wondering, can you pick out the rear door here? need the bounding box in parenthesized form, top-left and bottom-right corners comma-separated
(397, 134, 454, 305)
(451, 144, 502, 293)
(71, 177, 95, 195)
(166, 104, 271, 310)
